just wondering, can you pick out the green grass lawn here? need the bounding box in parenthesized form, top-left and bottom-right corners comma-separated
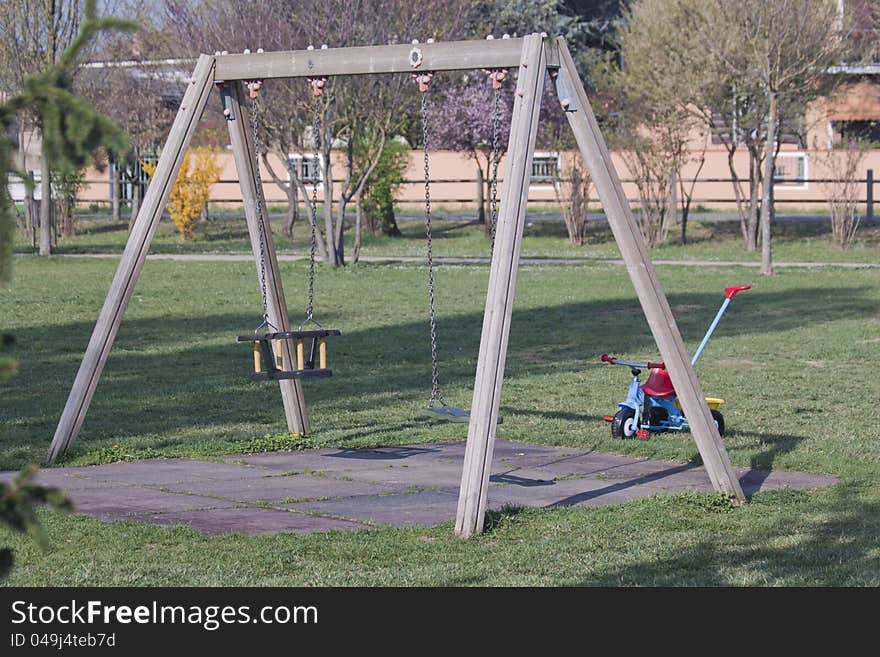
(1, 256, 879, 585)
(14, 209, 880, 263)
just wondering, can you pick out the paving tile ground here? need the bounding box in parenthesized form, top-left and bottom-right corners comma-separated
(1, 440, 838, 536)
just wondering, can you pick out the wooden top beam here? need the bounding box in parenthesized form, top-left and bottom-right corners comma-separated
(214, 37, 528, 81)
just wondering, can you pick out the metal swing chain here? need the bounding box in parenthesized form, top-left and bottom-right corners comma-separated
(422, 91, 446, 409)
(250, 95, 274, 332)
(489, 85, 501, 253)
(305, 93, 321, 326)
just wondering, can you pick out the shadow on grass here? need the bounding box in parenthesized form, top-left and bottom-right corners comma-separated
(578, 480, 880, 585)
(504, 407, 607, 424)
(19, 214, 880, 259)
(1, 282, 875, 469)
(482, 504, 529, 532)
(730, 428, 806, 470)
(725, 428, 807, 494)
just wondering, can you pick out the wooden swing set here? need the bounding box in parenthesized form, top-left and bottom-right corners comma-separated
(46, 34, 746, 538)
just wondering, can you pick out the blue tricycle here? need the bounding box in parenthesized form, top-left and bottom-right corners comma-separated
(601, 284, 750, 440)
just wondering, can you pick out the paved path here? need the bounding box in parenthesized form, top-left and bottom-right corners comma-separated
(47, 252, 880, 269)
(2, 440, 837, 536)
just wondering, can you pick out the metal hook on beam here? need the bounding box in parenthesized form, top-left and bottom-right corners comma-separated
(548, 68, 577, 113)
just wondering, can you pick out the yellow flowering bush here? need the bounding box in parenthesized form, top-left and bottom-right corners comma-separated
(143, 148, 220, 240)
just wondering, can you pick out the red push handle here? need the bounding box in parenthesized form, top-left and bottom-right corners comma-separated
(725, 284, 751, 299)
(600, 353, 615, 363)
(646, 361, 666, 369)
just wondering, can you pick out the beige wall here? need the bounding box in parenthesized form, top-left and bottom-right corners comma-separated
(77, 144, 880, 212)
(52, 73, 880, 213)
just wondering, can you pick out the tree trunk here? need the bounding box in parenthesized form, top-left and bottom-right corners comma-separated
(726, 147, 750, 247)
(334, 199, 346, 266)
(40, 0, 57, 256)
(323, 176, 338, 266)
(760, 92, 778, 276)
(476, 166, 485, 226)
(382, 205, 401, 237)
(128, 180, 140, 232)
(352, 192, 363, 263)
(680, 202, 688, 245)
(284, 177, 298, 238)
(15, 124, 27, 171)
(39, 158, 51, 256)
(322, 163, 339, 266)
(680, 151, 705, 246)
(110, 161, 120, 223)
(747, 147, 761, 252)
(321, 111, 339, 266)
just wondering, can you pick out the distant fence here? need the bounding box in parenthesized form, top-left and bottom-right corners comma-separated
(13, 170, 877, 219)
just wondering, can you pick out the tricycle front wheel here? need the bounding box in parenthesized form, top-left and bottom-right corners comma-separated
(611, 408, 638, 439)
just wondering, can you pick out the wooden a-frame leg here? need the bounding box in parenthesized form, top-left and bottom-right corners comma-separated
(553, 38, 745, 502)
(455, 34, 547, 538)
(47, 55, 217, 464)
(223, 82, 309, 435)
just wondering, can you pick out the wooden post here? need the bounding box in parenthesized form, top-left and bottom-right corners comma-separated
(223, 82, 309, 435)
(553, 38, 745, 502)
(455, 34, 547, 538)
(47, 55, 217, 463)
(867, 169, 874, 222)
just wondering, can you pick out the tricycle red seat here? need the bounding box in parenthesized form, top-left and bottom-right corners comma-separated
(641, 368, 676, 398)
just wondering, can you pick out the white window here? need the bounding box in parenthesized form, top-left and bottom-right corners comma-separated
(773, 152, 808, 191)
(6, 173, 27, 202)
(530, 152, 560, 188)
(288, 153, 324, 184)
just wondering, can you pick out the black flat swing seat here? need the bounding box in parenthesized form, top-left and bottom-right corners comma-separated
(238, 329, 341, 382)
(420, 406, 471, 423)
(419, 406, 503, 424)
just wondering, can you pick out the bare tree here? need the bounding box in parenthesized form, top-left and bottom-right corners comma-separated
(682, 0, 853, 274)
(617, 0, 861, 265)
(593, 10, 707, 249)
(0, 0, 84, 255)
(165, 0, 314, 240)
(815, 137, 869, 248)
(0, 0, 134, 284)
(80, 8, 178, 228)
(258, 86, 309, 240)
(553, 154, 591, 245)
(292, 0, 471, 266)
(433, 74, 514, 233)
(165, 0, 469, 267)
(621, 138, 677, 248)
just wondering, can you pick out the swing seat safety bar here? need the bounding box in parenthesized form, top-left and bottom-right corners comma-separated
(246, 330, 342, 340)
(250, 368, 332, 382)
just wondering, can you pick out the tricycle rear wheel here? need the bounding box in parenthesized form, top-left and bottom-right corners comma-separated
(711, 409, 725, 437)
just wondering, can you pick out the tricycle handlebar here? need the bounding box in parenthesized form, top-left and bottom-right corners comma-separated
(600, 354, 665, 370)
